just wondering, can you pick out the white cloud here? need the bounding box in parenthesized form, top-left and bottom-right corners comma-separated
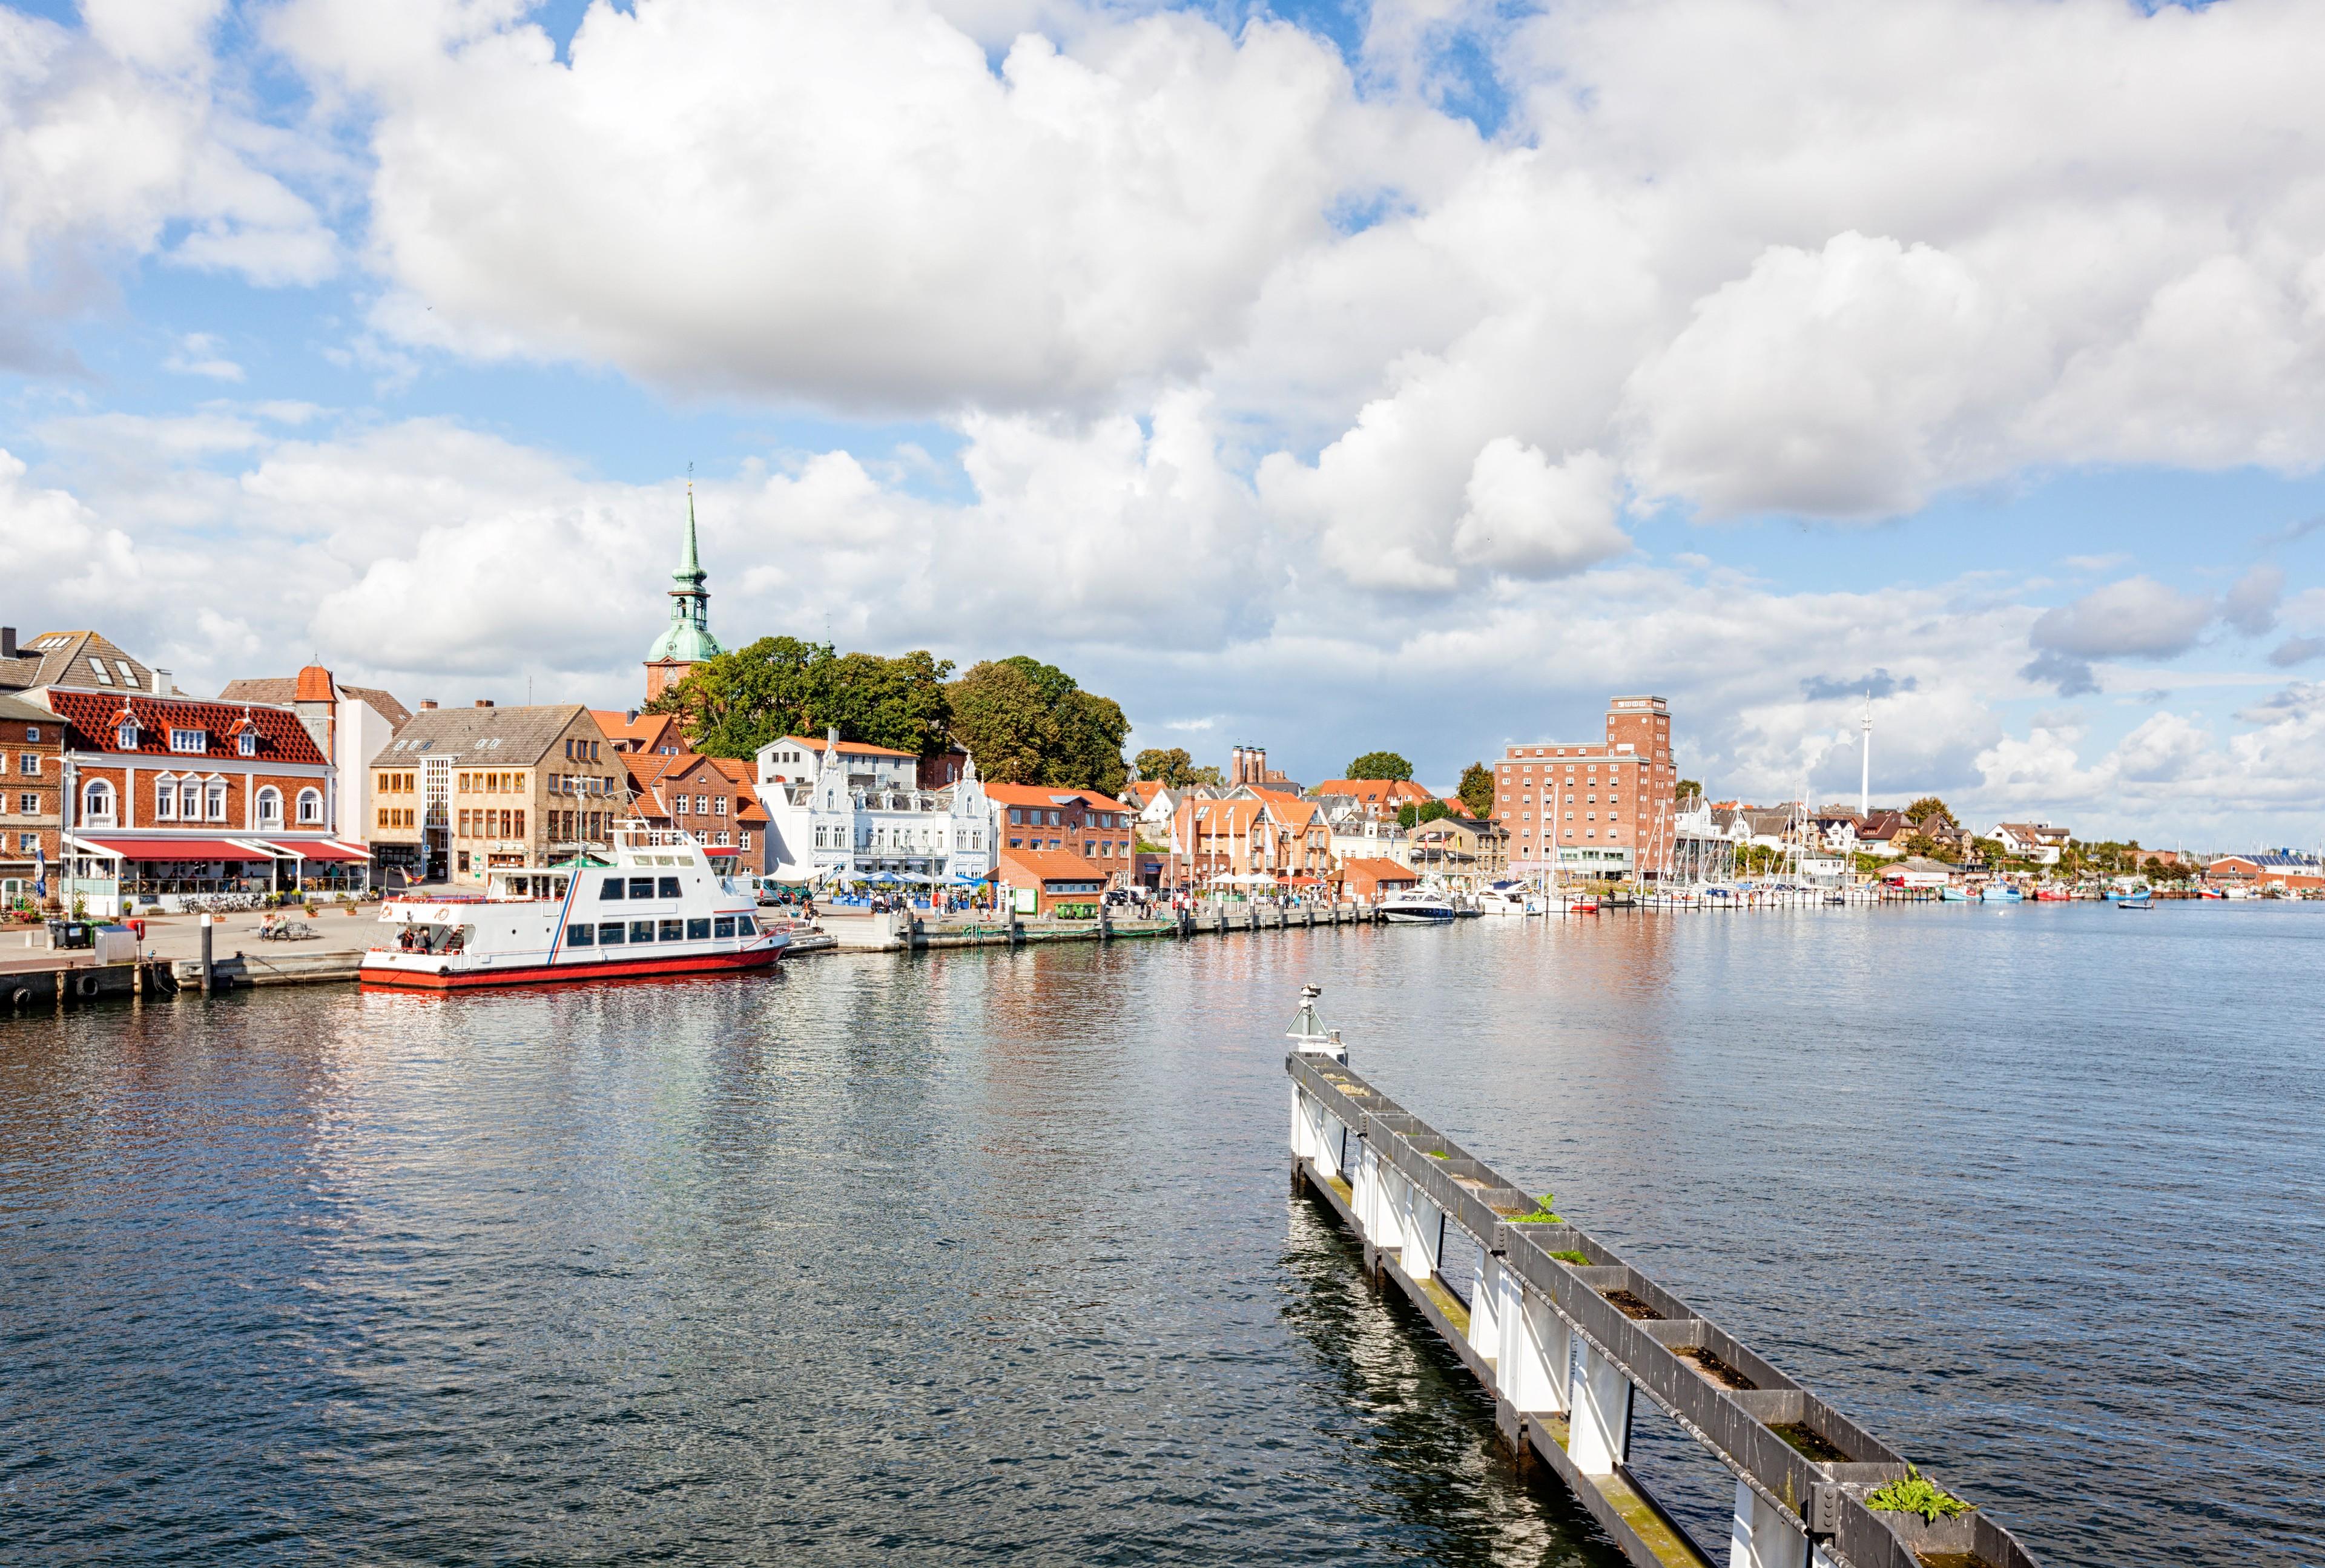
(2031, 577, 2216, 660)
(162, 331, 243, 380)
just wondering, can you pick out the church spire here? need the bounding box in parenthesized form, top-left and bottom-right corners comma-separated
(674, 482, 705, 587)
(644, 477, 724, 700)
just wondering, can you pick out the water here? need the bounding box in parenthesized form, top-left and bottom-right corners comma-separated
(1, 904, 2318, 1567)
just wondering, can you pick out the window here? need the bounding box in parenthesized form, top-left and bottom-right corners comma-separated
(630, 919, 658, 944)
(82, 779, 115, 822)
(628, 876, 656, 899)
(599, 921, 627, 945)
(156, 780, 177, 819)
(22, 727, 33, 742)
(16, 832, 33, 851)
(256, 787, 283, 827)
(658, 876, 681, 898)
(239, 732, 257, 757)
(180, 784, 200, 820)
(1010, 808, 1023, 825)
(18, 753, 36, 775)
(297, 788, 323, 825)
(737, 915, 757, 936)
(601, 875, 627, 900)
(170, 728, 206, 753)
(17, 794, 34, 815)
(117, 723, 137, 749)
(567, 923, 596, 947)
(90, 659, 113, 686)
(206, 783, 226, 820)
(686, 917, 710, 940)
(714, 796, 728, 817)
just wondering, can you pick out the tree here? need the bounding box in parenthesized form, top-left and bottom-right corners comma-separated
(1396, 800, 1452, 829)
(1906, 796, 1957, 828)
(946, 656, 1129, 793)
(646, 636, 957, 759)
(1677, 778, 1703, 802)
(1457, 762, 1494, 817)
(1345, 751, 1413, 781)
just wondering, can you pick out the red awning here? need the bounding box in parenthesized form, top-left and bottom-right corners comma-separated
(256, 840, 372, 862)
(703, 846, 740, 858)
(76, 836, 278, 861)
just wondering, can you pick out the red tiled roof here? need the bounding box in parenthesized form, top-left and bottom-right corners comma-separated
(998, 847, 1107, 882)
(1336, 856, 1416, 880)
(779, 733, 917, 760)
(47, 690, 327, 766)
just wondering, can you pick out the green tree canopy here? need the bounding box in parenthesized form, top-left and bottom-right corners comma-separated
(1396, 799, 1453, 829)
(1457, 762, 1494, 817)
(947, 656, 1129, 793)
(1906, 796, 1957, 827)
(1133, 748, 1225, 789)
(644, 636, 955, 759)
(1346, 750, 1414, 781)
(1677, 778, 1703, 801)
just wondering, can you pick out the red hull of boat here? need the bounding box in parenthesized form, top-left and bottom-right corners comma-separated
(359, 945, 781, 991)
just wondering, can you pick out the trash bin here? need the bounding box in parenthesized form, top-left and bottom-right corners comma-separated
(46, 920, 94, 950)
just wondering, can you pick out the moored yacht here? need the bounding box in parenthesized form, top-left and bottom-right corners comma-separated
(1476, 883, 1542, 916)
(1379, 887, 1458, 923)
(360, 824, 787, 990)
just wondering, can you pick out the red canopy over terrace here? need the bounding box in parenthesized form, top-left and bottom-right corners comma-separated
(252, 840, 371, 862)
(75, 837, 277, 860)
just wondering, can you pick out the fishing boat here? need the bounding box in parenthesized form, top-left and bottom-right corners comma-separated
(1380, 888, 1458, 924)
(1938, 886, 1973, 902)
(1980, 884, 2025, 903)
(360, 824, 787, 990)
(2034, 887, 2073, 901)
(2119, 885, 2154, 909)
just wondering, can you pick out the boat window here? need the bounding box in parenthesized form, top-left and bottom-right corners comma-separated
(601, 876, 625, 901)
(598, 921, 625, 945)
(686, 917, 710, 940)
(551, 878, 568, 898)
(737, 915, 757, 936)
(628, 876, 656, 898)
(658, 876, 682, 898)
(567, 924, 595, 947)
(659, 918, 684, 943)
(713, 916, 736, 939)
(629, 919, 656, 944)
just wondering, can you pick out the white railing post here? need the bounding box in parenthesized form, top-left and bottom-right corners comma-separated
(1468, 1250, 1502, 1362)
(1728, 1476, 1809, 1568)
(1496, 1278, 1569, 1415)
(1400, 1187, 1438, 1282)
(1352, 1140, 1382, 1245)
(1567, 1335, 1632, 1475)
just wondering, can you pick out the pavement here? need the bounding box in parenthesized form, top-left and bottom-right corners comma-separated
(0, 907, 386, 972)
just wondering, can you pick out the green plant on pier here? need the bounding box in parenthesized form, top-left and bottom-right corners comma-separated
(1509, 1193, 1561, 1222)
(1864, 1466, 1973, 1523)
(1549, 1249, 1592, 1266)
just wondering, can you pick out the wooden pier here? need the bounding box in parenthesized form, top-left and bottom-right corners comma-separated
(1287, 1041, 2041, 1568)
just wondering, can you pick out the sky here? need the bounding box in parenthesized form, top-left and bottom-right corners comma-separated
(7, 0, 2325, 850)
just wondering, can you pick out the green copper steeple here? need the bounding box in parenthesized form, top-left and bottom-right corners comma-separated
(646, 484, 724, 664)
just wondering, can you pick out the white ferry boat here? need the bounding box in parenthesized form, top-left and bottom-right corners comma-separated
(361, 825, 787, 990)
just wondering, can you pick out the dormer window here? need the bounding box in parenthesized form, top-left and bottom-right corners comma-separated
(116, 722, 137, 749)
(170, 728, 207, 754)
(238, 731, 257, 757)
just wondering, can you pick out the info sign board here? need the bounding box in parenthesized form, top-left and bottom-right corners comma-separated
(1012, 886, 1038, 915)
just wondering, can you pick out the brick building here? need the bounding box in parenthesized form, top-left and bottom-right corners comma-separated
(1495, 695, 1677, 880)
(46, 688, 363, 914)
(621, 751, 771, 872)
(988, 783, 1136, 878)
(1308, 776, 1436, 821)
(368, 702, 630, 886)
(220, 666, 410, 855)
(0, 692, 62, 903)
(997, 846, 1109, 914)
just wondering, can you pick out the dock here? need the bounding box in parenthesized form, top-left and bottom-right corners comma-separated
(816, 899, 1374, 954)
(1286, 1039, 2040, 1568)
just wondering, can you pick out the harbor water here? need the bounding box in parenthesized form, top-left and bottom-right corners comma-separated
(2, 903, 2319, 1566)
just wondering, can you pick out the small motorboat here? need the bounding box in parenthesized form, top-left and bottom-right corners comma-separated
(2119, 886, 2154, 909)
(2034, 888, 2073, 901)
(1938, 886, 1972, 902)
(1380, 888, 1458, 923)
(1980, 884, 2024, 903)
(1476, 884, 1542, 917)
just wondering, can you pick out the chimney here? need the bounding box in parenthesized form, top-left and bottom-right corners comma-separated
(420, 699, 439, 710)
(154, 668, 173, 694)
(475, 698, 495, 708)
(1, 627, 14, 660)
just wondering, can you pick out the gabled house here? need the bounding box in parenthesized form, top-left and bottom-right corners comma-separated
(1993, 822, 2070, 866)
(621, 751, 772, 873)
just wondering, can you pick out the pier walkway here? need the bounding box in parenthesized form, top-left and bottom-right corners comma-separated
(1287, 1036, 2040, 1568)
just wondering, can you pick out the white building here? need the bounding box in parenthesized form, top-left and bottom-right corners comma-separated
(1319, 797, 1412, 869)
(754, 730, 994, 884)
(219, 666, 410, 847)
(1993, 822, 2069, 865)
